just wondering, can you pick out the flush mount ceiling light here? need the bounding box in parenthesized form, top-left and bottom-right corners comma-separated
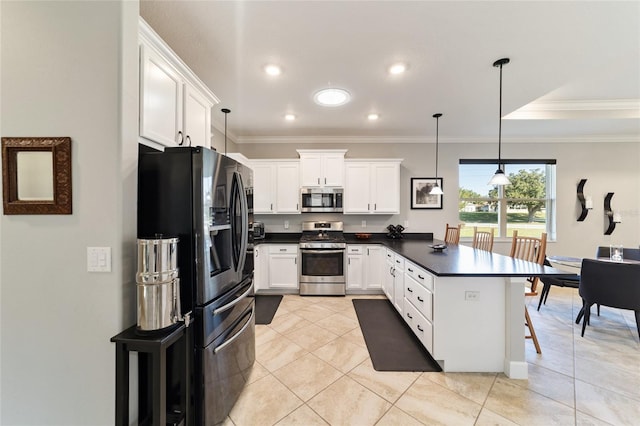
(430, 113, 444, 195)
(264, 64, 282, 76)
(313, 88, 351, 107)
(284, 113, 296, 121)
(488, 57, 511, 186)
(367, 113, 379, 121)
(389, 63, 407, 75)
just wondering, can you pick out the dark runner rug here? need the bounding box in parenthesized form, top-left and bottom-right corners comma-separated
(352, 299, 442, 372)
(255, 295, 283, 325)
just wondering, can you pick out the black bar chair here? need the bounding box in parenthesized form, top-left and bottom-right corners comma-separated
(537, 257, 580, 311)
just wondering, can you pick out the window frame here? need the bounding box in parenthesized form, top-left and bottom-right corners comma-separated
(458, 159, 557, 241)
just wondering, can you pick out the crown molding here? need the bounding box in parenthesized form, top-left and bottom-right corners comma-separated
(235, 134, 639, 145)
(505, 99, 640, 119)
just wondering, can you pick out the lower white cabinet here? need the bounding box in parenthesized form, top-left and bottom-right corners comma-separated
(346, 244, 384, 292)
(383, 249, 405, 314)
(254, 244, 299, 291)
(382, 250, 436, 355)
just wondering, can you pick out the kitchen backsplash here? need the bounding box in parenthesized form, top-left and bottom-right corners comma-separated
(254, 213, 429, 234)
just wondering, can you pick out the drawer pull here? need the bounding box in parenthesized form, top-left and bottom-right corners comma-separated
(418, 274, 424, 280)
(396, 260, 401, 264)
(408, 267, 414, 272)
(407, 313, 413, 319)
(417, 296, 424, 302)
(280, 248, 287, 252)
(406, 287, 413, 293)
(417, 325, 424, 332)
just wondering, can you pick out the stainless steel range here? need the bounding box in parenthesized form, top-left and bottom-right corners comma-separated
(299, 221, 346, 296)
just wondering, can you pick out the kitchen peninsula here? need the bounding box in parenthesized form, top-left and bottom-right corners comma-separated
(258, 233, 566, 379)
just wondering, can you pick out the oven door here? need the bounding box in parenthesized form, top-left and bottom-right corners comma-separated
(300, 248, 345, 283)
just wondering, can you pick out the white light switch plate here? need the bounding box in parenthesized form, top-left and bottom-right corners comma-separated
(87, 247, 111, 272)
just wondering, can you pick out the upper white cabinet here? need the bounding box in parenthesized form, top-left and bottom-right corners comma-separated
(139, 18, 218, 149)
(297, 149, 347, 187)
(344, 159, 402, 214)
(252, 160, 300, 214)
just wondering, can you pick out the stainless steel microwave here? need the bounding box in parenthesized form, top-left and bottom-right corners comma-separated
(300, 188, 343, 213)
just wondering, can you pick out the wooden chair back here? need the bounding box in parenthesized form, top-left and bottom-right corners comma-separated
(472, 227, 494, 252)
(509, 230, 547, 294)
(444, 223, 461, 245)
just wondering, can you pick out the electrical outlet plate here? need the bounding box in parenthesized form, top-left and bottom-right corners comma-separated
(87, 247, 111, 272)
(465, 290, 480, 301)
(284, 220, 289, 229)
(361, 220, 366, 228)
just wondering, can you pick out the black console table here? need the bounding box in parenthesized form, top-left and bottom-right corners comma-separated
(110, 323, 188, 425)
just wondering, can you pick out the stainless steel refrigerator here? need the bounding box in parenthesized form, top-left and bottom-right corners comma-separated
(138, 146, 255, 424)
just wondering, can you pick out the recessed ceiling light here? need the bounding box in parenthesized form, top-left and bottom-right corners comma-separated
(367, 113, 379, 121)
(284, 114, 296, 121)
(313, 88, 351, 107)
(264, 64, 282, 76)
(389, 63, 407, 75)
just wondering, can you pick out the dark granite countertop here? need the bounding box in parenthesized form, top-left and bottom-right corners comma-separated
(384, 240, 565, 278)
(254, 232, 565, 277)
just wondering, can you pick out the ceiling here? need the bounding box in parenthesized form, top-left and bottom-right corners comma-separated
(139, 1, 640, 145)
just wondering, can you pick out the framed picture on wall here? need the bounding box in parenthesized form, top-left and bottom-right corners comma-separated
(411, 177, 443, 209)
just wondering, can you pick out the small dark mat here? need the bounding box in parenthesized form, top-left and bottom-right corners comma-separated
(255, 295, 283, 324)
(353, 299, 442, 372)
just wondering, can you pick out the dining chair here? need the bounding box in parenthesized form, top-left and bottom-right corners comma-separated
(509, 230, 547, 354)
(578, 258, 640, 339)
(444, 223, 461, 245)
(472, 227, 494, 252)
(537, 257, 580, 311)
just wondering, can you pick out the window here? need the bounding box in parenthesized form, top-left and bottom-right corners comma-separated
(458, 160, 556, 240)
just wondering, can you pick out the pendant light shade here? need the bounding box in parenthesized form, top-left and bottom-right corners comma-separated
(488, 58, 511, 186)
(429, 113, 443, 195)
(221, 108, 230, 155)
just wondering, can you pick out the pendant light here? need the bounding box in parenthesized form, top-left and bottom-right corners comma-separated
(429, 113, 443, 195)
(488, 58, 511, 186)
(221, 108, 230, 155)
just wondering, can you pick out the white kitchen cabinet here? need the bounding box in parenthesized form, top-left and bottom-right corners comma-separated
(252, 160, 300, 214)
(253, 245, 269, 291)
(297, 149, 347, 187)
(139, 18, 218, 149)
(254, 244, 299, 291)
(383, 249, 395, 300)
(267, 245, 299, 289)
(347, 244, 385, 293)
(344, 160, 402, 214)
(392, 253, 405, 314)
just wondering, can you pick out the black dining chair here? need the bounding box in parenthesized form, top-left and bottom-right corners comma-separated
(577, 258, 640, 339)
(537, 257, 580, 311)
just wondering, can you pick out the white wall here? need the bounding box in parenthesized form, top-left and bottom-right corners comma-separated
(240, 140, 640, 258)
(0, 1, 138, 424)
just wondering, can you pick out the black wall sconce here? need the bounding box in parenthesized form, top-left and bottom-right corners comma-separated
(576, 179, 593, 221)
(604, 192, 621, 235)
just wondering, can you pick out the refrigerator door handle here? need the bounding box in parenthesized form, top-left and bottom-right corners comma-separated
(213, 309, 254, 354)
(231, 171, 249, 275)
(212, 282, 253, 315)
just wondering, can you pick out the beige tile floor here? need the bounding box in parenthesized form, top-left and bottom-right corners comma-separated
(224, 288, 640, 425)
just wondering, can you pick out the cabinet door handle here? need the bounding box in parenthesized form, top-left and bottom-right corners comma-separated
(374, 203, 377, 211)
(270, 203, 273, 211)
(368, 203, 370, 210)
(317, 178, 320, 184)
(296, 203, 299, 210)
(186, 135, 191, 147)
(407, 313, 413, 319)
(294, 258, 297, 265)
(324, 177, 327, 184)
(417, 325, 424, 332)
(177, 130, 184, 145)
(367, 248, 370, 255)
(348, 258, 351, 265)
(417, 296, 424, 302)
(407, 287, 413, 293)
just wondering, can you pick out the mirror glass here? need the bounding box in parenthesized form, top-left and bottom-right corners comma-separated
(16, 151, 54, 201)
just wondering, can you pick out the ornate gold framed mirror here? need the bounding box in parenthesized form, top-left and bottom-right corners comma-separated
(2, 137, 72, 214)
